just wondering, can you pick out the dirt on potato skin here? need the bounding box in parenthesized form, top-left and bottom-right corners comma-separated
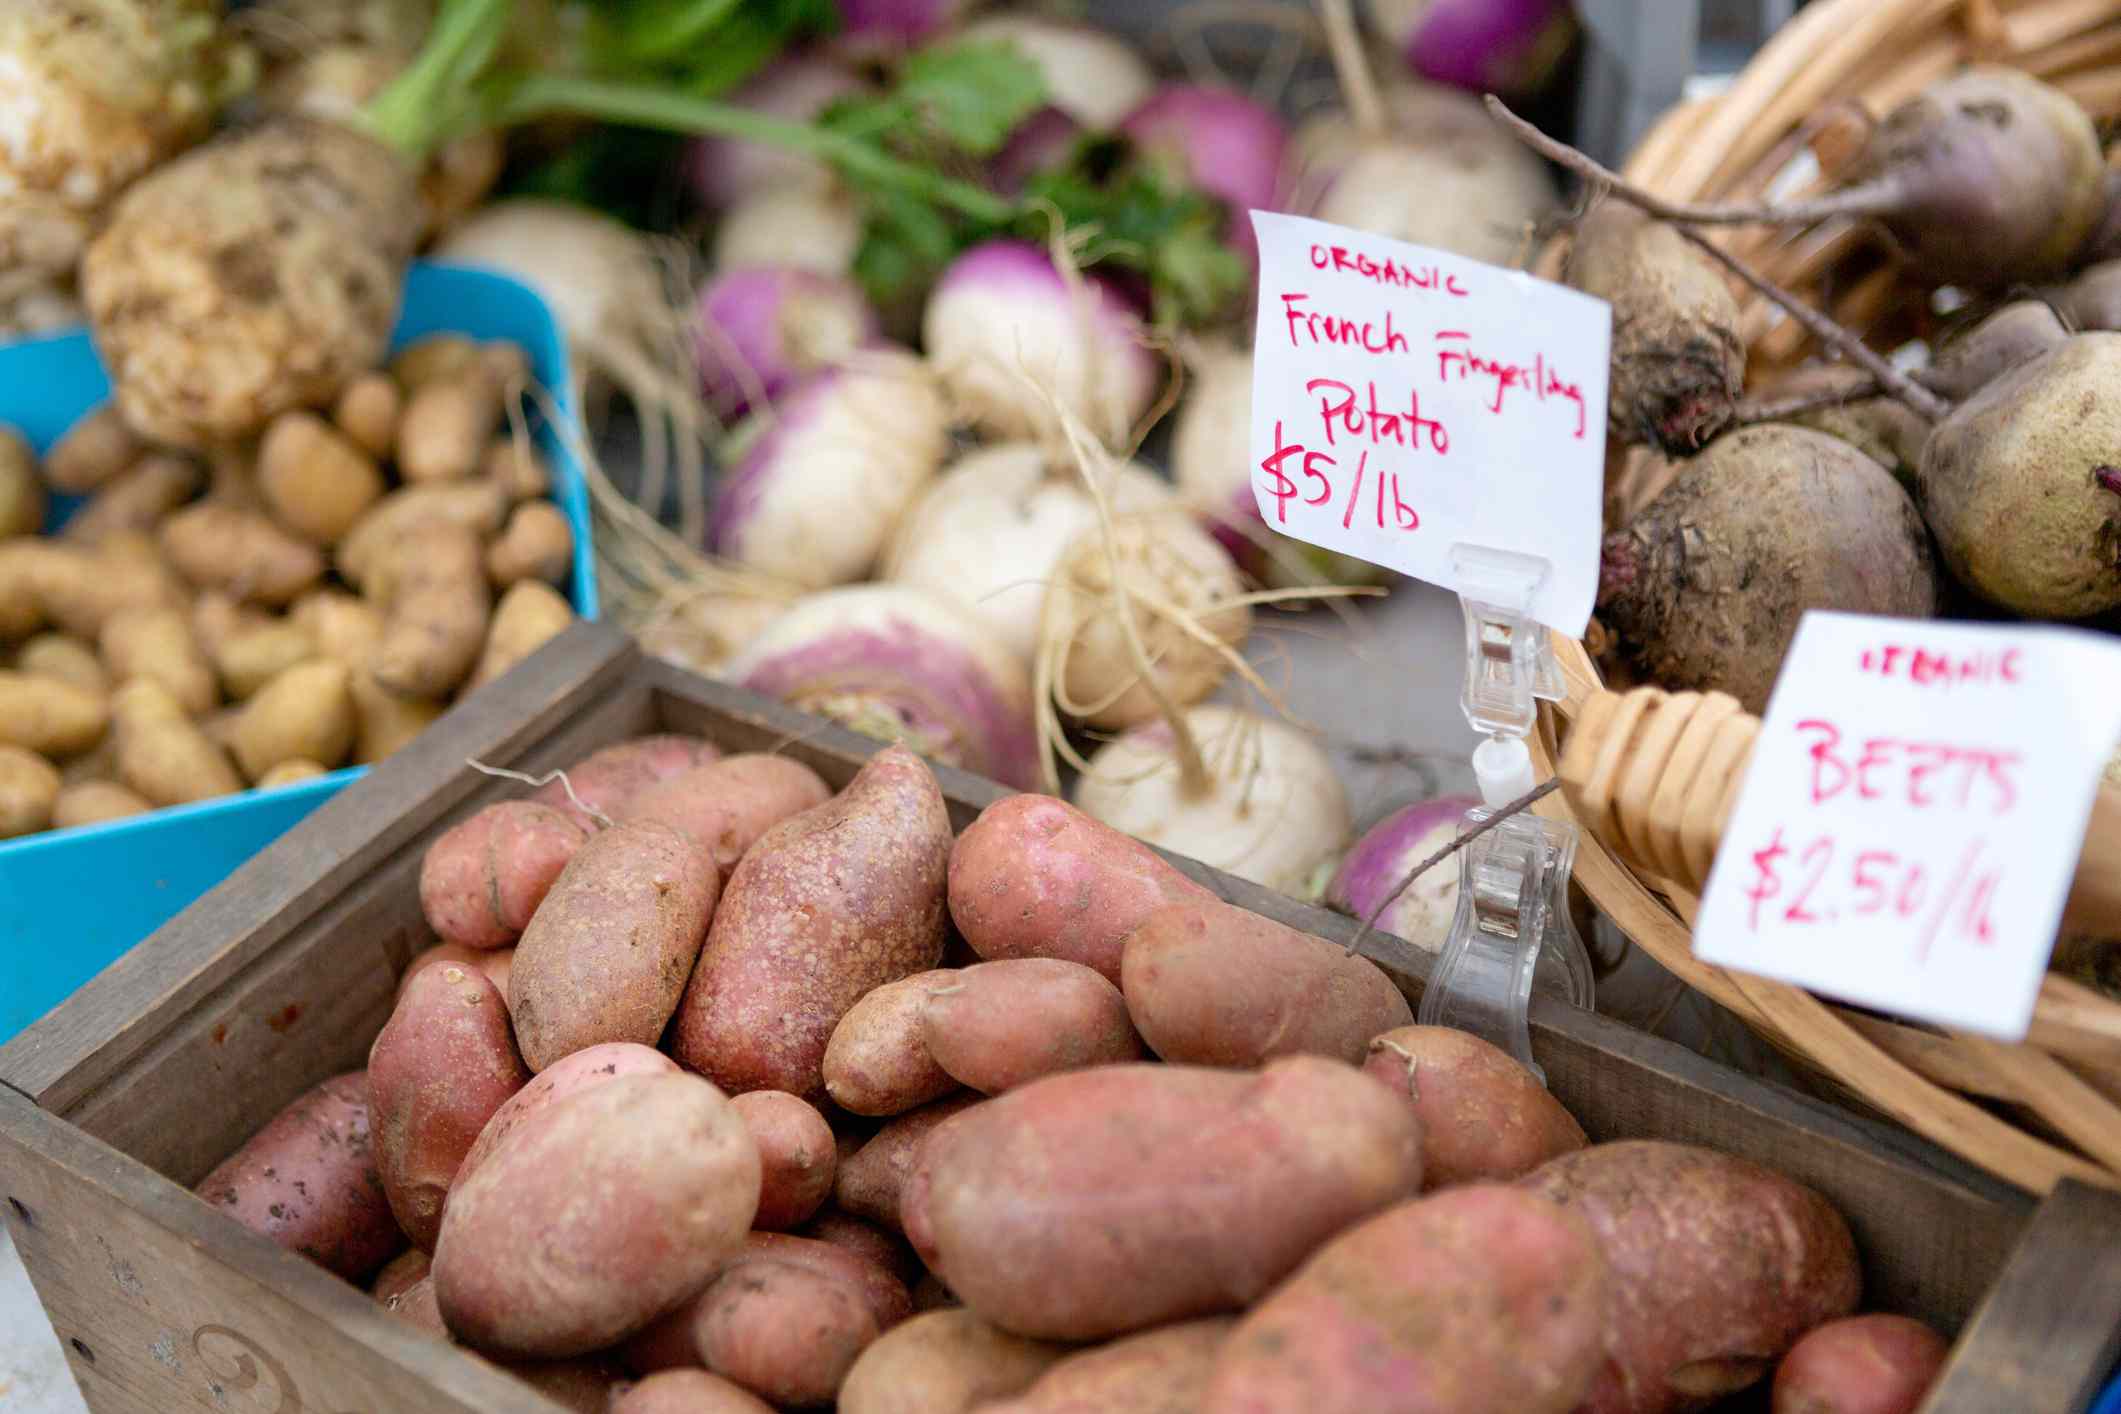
(1598, 424, 1941, 713)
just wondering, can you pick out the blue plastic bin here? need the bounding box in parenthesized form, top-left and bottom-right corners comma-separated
(0, 261, 597, 1043)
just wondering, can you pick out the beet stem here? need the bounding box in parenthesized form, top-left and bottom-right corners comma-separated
(1483, 97, 1900, 229)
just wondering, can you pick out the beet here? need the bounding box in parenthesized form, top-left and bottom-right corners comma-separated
(1565, 202, 1744, 454)
(2052, 258, 2121, 332)
(1918, 332, 2121, 619)
(1599, 424, 1941, 712)
(1923, 299, 2069, 402)
(1775, 364, 1932, 491)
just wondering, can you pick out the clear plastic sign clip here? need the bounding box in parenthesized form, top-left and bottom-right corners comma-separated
(1419, 545, 1595, 1082)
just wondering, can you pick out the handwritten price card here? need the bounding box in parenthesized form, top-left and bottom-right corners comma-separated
(1696, 612, 2121, 1040)
(1246, 211, 1610, 634)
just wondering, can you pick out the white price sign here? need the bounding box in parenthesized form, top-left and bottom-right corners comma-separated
(1245, 210, 1610, 634)
(1696, 612, 2121, 1039)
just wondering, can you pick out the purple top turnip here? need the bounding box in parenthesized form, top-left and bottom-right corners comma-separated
(921, 238, 1161, 448)
(708, 350, 950, 590)
(695, 265, 881, 419)
(1325, 796, 1481, 953)
(1369, 0, 1578, 99)
(831, 0, 969, 58)
(1120, 84, 1288, 265)
(684, 55, 871, 209)
(988, 106, 1082, 196)
(725, 584, 1040, 790)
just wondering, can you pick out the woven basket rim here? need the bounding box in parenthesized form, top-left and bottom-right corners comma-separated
(1536, 0, 2121, 1196)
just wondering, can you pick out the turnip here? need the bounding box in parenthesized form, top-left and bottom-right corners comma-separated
(1289, 81, 1554, 267)
(0, 0, 247, 297)
(723, 583, 1040, 790)
(957, 16, 1152, 129)
(988, 105, 1081, 196)
(1120, 84, 1289, 265)
(712, 181, 864, 277)
(695, 265, 881, 420)
(831, 0, 970, 60)
(1364, 0, 1576, 100)
(707, 350, 951, 591)
(1492, 66, 2108, 288)
(1918, 333, 2121, 619)
(1598, 424, 1941, 713)
(435, 198, 714, 539)
(1564, 202, 1743, 455)
(1325, 795, 1483, 953)
(1039, 503, 1253, 738)
(683, 53, 870, 209)
(921, 239, 1161, 449)
(1170, 340, 1392, 589)
(1073, 704, 1351, 897)
(881, 441, 1176, 663)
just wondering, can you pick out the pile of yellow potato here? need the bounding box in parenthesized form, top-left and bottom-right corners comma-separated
(0, 335, 579, 839)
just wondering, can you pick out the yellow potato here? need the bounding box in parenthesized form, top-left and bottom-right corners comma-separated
(160, 504, 325, 606)
(0, 540, 45, 640)
(231, 660, 354, 781)
(333, 373, 401, 460)
(397, 376, 496, 483)
(351, 670, 441, 763)
(42, 407, 140, 496)
(259, 411, 386, 545)
(191, 591, 274, 660)
(391, 333, 480, 390)
(0, 671, 109, 757)
(22, 539, 184, 641)
(217, 622, 318, 700)
(371, 523, 490, 700)
(62, 453, 200, 543)
(0, 425, 45, 539)
(205, 445, 267, 512)
(484, 437, 548, 501)
(290, 591, 383, 666)
(468, 580, 573, 692)
(101, 607, 218, 717)
(257, 758, 328, 788)
(16, 634, 109, 693)
(51, 780, 152, 829)
(112, 678, 244, 805)
(336, 480, 506, 590)
(60, 732, 117, 786)
(485, 501, 573, 587)
(0, 745, 61, 836)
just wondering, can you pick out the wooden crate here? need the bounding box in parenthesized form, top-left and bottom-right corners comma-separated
(1, 622, 2115, 1414)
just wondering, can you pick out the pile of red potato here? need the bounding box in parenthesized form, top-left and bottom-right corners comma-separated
(199, 733, 1949, 1414)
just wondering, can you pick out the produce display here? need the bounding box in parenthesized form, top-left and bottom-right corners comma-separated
(180, 729, 1945, 1413)
(0, 333, 578, 840)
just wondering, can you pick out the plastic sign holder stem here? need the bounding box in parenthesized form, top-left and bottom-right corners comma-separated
(1417, 546, 1597, 1083)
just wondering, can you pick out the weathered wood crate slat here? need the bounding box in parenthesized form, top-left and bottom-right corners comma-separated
(0, 624, 2112, 1413)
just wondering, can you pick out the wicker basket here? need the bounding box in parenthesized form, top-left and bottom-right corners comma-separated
(1529, 0, 2121, 1195)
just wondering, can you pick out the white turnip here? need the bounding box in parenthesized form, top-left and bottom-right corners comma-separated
(1074, 704, 1350, 897)
(707, 350, 951, 590)
(695, 265, 880, 419)
(1292, 82, 1554, 266)
(1325, 795, 1482, 953)
(1171, 340, 1393, 589)
(712, 180, 864, 277)
(1599, 424, 1941, 713)
(724, 583, 1040, 789)
(921, 239, 1160, 449)
(881, 441, 1175, 663)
